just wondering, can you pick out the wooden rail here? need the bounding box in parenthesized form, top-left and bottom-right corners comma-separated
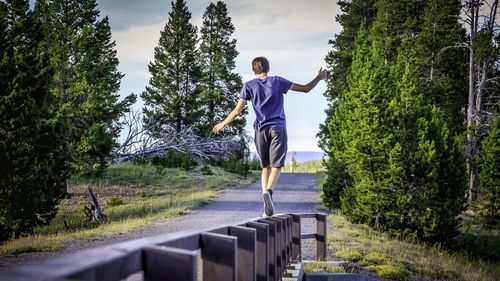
(0, 213, 327, 281)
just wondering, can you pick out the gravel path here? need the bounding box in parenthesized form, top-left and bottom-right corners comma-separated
(0, 173, 326, 271)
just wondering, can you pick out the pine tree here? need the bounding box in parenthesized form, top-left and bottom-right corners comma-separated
(319, 0, 376, 151)
(477, 112, 500, 229)
(386, 41, 466, 241)
(37, 0, 136, 176)
(142, 0, 202, 137)
(0, 0, 68, 241)
(327, 27, 396, 223)
(325, 4, 467, 241)
(199, 1, 245, 138)
(321, 0, 376, 210)
(415, 0, 467, 134)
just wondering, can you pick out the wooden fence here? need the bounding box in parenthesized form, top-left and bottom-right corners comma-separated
(0, 213, 327, 281)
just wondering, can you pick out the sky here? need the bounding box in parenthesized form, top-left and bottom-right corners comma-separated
(95, 0, 342, 152)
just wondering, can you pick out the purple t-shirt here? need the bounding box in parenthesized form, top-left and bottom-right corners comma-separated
(239, 76, 293, 131)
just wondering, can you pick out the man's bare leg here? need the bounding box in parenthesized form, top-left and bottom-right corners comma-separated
(266, 167, 282, 191)
(262, 166, 280, 216)
(261, 166, 271, 193)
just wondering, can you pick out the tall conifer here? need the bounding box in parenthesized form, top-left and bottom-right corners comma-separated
(386, 41, 466, 241)
(142, 0, 202, 136)
(324, 0, 467, 242)
(415, 0, 467, 133)
(321, 0, 376, 209)
(199, 1, 245, 138)
(37, 0, 136, 176)
(319, 0, 376, 151)
(477, 112, 500, 228)
(0, 0, 68, 240)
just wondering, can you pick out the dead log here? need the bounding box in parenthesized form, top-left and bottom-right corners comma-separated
(84, 186, 104, 221)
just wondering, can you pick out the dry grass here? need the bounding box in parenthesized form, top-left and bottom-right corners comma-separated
(328, 213, 500, 281)
(0, 164, 258, 254)
(0, 235, 63, 255)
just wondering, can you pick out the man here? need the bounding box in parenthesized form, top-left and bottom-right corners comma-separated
(212, 57, 327, 217)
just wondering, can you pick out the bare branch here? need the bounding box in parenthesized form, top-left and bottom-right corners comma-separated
(438, 43, 471, 57)
(112, 111, 248, 164)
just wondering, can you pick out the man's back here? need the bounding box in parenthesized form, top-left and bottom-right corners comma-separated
(240, 76, 292, 130)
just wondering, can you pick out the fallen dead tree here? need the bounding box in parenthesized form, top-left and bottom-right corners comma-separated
(112, 110, 249, 163)
(84, 186, 104, 221)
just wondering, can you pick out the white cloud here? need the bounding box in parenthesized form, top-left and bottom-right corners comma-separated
(112, 23, 164, 63)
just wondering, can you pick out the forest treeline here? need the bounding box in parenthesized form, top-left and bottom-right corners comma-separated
(0, 0, 245, 241)
(0, 0, 498, 252)
(320, 0, 499, 244)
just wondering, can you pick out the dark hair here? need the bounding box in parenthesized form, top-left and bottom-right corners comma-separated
(252, 57, 269, 74)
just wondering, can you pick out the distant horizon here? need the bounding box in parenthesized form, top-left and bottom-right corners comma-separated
(249, 151, 327, 164)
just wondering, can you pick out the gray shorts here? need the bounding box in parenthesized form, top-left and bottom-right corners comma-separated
(255, 126, 288, 168)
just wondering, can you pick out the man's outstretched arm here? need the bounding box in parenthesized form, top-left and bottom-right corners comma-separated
(290, 67, 327, 93)
(212, 99, 247, 134)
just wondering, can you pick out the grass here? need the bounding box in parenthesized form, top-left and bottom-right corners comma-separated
(0, 163, 258, 254)
(312, 170, 499, 280)
(0, 235, 63, 254)
(282, 159, 326, 173)
(327, 212, 500, 281)
(303, 262, 345, 273)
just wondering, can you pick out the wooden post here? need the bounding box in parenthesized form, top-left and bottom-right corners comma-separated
(201, 232, 237, 281)
(291, 214, 301, 262)
(247, 222, 269, 281)
(316, 214, 327, 261)
(143, 246, 197, 281)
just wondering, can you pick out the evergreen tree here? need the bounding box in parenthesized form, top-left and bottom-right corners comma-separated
(370, 0, 424, 62)
(415, 0, 467, 134)
(142, 0, 202, 136)
(462, 0, 500, 205)
(199, 1, 245, 138)
(321, 0, 376, 210)
(319, 0, 376, 151)
(37, 0, 136, 176)
(332, 28, 396, 225)
(477, 112, 500, 229)
(0, 0, 68, 241)
(325, 4, 467, 242)
(385, 41, 466, 241)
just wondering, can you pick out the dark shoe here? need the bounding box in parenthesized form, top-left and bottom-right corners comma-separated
(262, 190, 275, 216)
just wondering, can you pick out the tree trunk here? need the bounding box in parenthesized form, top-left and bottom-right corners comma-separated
(86, 186, 103, 221)
(466, 0, 499, 204)
(466, 1, 478, 203)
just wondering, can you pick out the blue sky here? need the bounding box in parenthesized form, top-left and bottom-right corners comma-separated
(96, 0, 342, 152)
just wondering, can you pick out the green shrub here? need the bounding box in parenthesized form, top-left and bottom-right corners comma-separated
(248, 156, 261, 170)
(365, 265, 409, 280)
(201, 165, 214, 175)
(477, 112, 500, 229)
(221, 156, 250, 177)
(132, 157, 149, 166)
(322, 157, 352, 209)
(453, 234, 500, 261)
(361, 251, 389, 265)
(335, 249, 363, 262)
(106, 196, 124, 206)
(151, 150, 197, 171)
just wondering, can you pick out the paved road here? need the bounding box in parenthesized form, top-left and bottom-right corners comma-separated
(0, 173, 322, 270)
